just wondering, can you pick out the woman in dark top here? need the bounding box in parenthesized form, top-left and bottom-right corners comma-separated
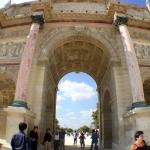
(43, 128, 53, 150)
(130, 131, 148, 150)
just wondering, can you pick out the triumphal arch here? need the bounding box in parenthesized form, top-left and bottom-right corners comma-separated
(0, 0, 150, 149)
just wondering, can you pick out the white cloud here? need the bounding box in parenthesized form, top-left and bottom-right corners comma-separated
(66, 112, 75, 116)
(80, 109, 96, 118)
(57, 109, 96, 129)
(57, 95, 64, 102)
(11, 0, 37, 4)
(57, 80, 96, 102)
(56, 105, 62, 111)
(0, 0, 37, 8)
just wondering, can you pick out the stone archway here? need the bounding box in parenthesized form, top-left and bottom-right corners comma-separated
(31, 27, 119, 146)
(143, 78, 150, 104)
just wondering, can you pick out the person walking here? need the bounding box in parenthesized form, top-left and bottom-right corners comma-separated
(79, 133, 86, 149)
(43, 128, 53, 150)
(90, 129, 98, 150)
(29, 126, 39, 150)
(129, 131, 148, 150)
(11, 122, 30, 150)
(73, 131, 78, 145)
(54, 131, 60, 150)
(59, 128, 66, 150)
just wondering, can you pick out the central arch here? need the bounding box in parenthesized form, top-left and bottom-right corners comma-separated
(34, 27, 118, 149)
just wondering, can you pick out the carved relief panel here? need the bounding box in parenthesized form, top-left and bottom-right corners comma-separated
(134, 43, 150, 59)
(0, 42, 25, 58)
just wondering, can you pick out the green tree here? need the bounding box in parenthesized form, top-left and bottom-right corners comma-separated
(92, 110, 99, 128)
(55, 118, 60, 129)
(65, 128, 73, 133)
(77, 125, 90, 133)
(91, 102, 100, 128)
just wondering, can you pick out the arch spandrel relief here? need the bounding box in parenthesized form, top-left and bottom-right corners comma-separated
(38, 26, 119, 59)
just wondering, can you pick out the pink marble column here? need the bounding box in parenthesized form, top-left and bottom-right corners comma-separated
(14, 13, 44, 108)
(114, 13, 145, 103)
(146, 0, 150, 11)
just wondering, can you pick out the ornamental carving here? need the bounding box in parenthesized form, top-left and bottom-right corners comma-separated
(0, 30, 28, 39)
(4, 4, 32, 17)
(0, 42, 25, 57)
(130, 30, 150, 41)
(38, 26, 120, 54)
(134, 43, 150, 59)
(0, 73, 16, 107)
(0, 65, 19, 82)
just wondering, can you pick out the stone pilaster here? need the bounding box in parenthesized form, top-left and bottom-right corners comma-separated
(114, 12, 145, 106)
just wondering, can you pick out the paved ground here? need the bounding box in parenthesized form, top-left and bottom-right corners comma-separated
(39, 135, 92, 150)
(65, 145, 91, 150)
(39, 135, 111, 150)
(65, 135, 91, 146)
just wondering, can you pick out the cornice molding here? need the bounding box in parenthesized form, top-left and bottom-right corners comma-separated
(0, 2, 150, 29)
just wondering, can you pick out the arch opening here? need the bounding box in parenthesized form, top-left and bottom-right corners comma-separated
(56, 72, 98, 131)
(39, 32, 114, 148)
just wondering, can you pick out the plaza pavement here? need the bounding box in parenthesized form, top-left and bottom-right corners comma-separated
(65, 135, 91, 146)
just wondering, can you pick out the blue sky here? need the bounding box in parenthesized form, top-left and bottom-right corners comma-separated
(0, 0, 147, 8)
(119, 0, 146, 7)
(56, 72, 98, 129)
(0, 0, 148, 129)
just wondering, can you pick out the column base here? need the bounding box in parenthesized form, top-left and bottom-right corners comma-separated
(124, 106, 150, 150)
(4, 106, 35, 143)
(127, 101, 150, 111)
(10, 100, 29, 109)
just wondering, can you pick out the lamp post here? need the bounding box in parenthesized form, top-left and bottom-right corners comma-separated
(146, 0, 150, 11)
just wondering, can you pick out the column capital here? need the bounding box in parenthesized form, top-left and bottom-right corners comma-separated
(31, 11, 44, 25)
(114, 12, 128, 27)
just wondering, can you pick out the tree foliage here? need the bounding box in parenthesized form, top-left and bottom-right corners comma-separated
(55, 118, 60, 129)
(77, 125, 91, 133)
(92, 103, 99, 128)
(91, 106, 99, 128)
(65, 128, 73, 133)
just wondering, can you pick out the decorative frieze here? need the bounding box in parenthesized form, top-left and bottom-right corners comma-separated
(0, 42, 25, 58)
(0, 30, 29, 39)
(3, 3, 32, 17)
(130, 30, 150, 41)
(134, 43, 150, 59)
(53, 3, 105, 13)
